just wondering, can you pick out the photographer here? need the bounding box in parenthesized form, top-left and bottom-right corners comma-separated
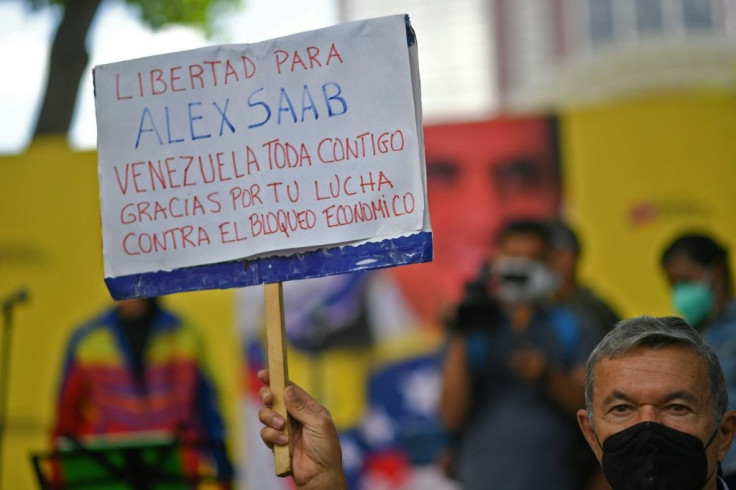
(439, 220, 602, 490)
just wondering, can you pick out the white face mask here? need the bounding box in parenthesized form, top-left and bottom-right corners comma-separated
(493, 257, 558, 303)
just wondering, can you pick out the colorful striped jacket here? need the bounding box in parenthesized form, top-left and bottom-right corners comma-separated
(52, 305, 231, 481)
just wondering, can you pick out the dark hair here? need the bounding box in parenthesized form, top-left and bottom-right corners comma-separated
(496, 219, 551, 249)
(585, 315, 727, 421)
(661, 233, 731, 294)
(546, 220, 581, 255)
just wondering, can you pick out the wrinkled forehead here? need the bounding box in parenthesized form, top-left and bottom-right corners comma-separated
(592, 346, 711, 403)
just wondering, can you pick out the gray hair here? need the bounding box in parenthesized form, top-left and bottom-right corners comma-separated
(585, 315, 727, 421)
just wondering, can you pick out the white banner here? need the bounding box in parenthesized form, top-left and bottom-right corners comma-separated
(95, 15, 427, 279)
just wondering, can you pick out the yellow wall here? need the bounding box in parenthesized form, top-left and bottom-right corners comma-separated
(560, 90, 736, 318)
(0, 138, 242, 489)
(3, 90, 736, 488)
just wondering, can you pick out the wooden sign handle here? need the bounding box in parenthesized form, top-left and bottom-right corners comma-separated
(264, 282, 292, 476)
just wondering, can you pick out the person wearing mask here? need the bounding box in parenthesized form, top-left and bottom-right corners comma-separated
(52, 297, 232, 487)
(259, 315, 736, 490)
(438, 219, 602, 490)
(577, 315, 736, 490)
(242, 117, 561, 489)
(661, 232, 736, 485)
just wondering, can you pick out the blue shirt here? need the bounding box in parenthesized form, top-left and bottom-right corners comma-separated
(703, 300, 736, 475)
(457, 305, 601, 490)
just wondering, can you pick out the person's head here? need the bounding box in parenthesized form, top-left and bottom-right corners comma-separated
(661, 233, 732, 327)
(490, 219, 556, 303)
(116, 297, 159, 320)
(577, 315, 736, 490)
(495, 219, 551, 261)
(546, 220, 581, 294)
(424, 117, 559, 272)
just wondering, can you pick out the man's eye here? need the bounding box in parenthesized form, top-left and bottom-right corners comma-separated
(492, 158, 546, 192)
(610, 405, 631, 413)
(668, 404, 690, 413)
(426, 160, 459, 187)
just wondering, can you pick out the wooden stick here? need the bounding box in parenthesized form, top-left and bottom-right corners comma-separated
(264, 281, 292, 477)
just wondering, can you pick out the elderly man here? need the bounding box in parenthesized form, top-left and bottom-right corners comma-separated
(259, 315, 736, 489)
(577, 316, 736, 490)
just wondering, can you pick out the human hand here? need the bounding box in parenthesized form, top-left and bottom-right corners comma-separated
(508, 347, 548, 383)
(257, 369, 347, 490)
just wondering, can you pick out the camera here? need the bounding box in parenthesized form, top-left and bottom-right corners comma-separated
(450, 263, 502, 332)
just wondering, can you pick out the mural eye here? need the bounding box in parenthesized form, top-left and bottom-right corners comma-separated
(426, 160, 460, 187)
(493, 157, 546, 193)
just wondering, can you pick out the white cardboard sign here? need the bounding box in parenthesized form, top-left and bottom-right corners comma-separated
(94, 15, 427, 281)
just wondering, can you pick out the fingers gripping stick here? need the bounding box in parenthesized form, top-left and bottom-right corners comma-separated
(264, 282, 292, 476)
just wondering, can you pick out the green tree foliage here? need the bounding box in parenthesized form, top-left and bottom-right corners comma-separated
(126, 0, 232, 32)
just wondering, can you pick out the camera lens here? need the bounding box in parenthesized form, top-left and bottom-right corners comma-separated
(502, 272, 528, 285)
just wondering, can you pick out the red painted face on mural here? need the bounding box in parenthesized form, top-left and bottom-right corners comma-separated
(389, 117, 561, 328)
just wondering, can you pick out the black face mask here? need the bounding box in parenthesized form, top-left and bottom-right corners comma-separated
(599, 421, 718, 490)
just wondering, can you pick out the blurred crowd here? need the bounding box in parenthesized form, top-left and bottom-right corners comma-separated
(437, 218, 736, 490)
(44, 117, 736, 490)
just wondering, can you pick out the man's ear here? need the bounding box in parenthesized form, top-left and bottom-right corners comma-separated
(717, 410, 736, 462)
(577, 409, 603, 462)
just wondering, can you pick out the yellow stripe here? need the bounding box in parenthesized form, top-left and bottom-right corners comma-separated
(76, 329, 124, 364)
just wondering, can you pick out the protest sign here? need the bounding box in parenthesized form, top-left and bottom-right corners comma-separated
(95, 14, 431, 300)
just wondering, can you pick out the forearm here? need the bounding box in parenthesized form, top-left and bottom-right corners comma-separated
(297, 471, 349, 490)
(439, 335, 471, 430)
(542, 365, 586, 414)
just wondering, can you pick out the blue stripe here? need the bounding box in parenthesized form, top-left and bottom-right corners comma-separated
(106, 231, 433, 300)
(405, 15, 416, 46)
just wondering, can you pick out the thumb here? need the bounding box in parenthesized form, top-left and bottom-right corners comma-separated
(284, 385, 330, 427)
